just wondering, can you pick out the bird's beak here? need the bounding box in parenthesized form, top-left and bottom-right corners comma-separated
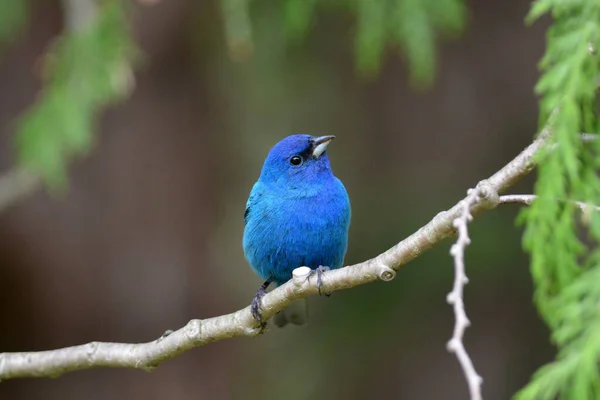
(312, 135, 335, 158)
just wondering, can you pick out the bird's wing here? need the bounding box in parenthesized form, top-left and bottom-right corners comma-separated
(244, 182, 262, 226)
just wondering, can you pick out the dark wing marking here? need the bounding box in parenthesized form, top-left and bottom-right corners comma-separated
(244, 205, 251, 225)
(244, 186, 261, 226)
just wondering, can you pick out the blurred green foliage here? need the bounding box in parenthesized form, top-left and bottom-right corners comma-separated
(221, 0, 467, 86)
(517, 0, 600, 398)
(0, 0, 28, 47)
(1, 0, 466, 188)
(14, 0, 138, 189)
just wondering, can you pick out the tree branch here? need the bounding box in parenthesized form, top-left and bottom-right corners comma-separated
(447, 186, 489, 400)
(499, 194, 600, 213)
(0, 128, 552, 381)
(61, 0, 97, 31)
(0, 169, 40, 213)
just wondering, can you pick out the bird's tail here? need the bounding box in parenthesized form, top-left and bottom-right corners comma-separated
(273, 298, 308, 327)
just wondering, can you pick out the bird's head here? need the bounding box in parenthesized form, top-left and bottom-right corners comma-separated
(258, 134, 336, 190)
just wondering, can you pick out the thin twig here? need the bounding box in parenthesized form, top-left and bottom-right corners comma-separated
(448, 188, 484, 400)
(61, 0, 97, 31)
(0, 169, 40, 213)
(0, 129, 552, 381)
(499, 194, 600, 213)
(580, 133, 599, 142)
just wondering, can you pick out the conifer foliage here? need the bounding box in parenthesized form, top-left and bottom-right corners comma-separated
(222, 0, 466, 86)
(517, 0, 600, 399)
(3, 0, 138, 189)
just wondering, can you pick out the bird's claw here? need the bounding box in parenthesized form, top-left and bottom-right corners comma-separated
(251, 282, 270, 330)
(312, 265, 332, 296)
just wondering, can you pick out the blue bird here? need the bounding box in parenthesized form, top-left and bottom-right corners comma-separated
(243, 134, 351, 327)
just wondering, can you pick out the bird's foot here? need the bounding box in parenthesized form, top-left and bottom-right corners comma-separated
(251, 281, 270, 330)
(312, 265, 332, 296)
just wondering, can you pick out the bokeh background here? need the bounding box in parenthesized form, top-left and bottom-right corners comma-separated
(0, 1, 554, 399)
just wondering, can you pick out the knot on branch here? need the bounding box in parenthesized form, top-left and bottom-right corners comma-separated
(376, 264, 396, 281)
(447, 338, 460, 352)
(185, 320, 202, 341)
(474, 180, 499, 209)
(86, 342, 99, 359)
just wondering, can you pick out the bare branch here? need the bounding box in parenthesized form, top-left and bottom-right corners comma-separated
(0, 129, 552, 381)
(61, 0, 97, 31)
(581, 133, 599, 142)
(499, 194, 600, 213)
(0, 169, 40, 213)
(447, 186, 489, 400)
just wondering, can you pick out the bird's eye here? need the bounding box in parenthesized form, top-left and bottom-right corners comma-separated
(290, 155, 303, 166)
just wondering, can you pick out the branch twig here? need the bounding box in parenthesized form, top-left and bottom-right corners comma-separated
(499, 194, 600, 213)
(0, 169, 40, 213)
(61, 0, 97, 31)
(0, 129, 552, 381)
(580, 133, 599, 142)
(448, 186, 488, 400)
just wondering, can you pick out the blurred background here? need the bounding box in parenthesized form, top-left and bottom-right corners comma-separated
(0, 0, 554, 399)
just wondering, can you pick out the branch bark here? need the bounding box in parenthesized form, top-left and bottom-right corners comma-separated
(0, 128, 552, 381)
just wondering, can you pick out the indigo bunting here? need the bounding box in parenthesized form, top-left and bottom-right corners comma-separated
(243, 134, 351, 327)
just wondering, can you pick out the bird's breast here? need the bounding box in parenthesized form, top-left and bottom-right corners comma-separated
(243, 185, 350, 284)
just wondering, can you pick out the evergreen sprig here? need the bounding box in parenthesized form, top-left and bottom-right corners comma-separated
(220, 0, 467, 86)
(518, 0, 600, 398)
(516, 266, 600, 399)
(15, 0, 137, 189)
(355, 0, 465, 85)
